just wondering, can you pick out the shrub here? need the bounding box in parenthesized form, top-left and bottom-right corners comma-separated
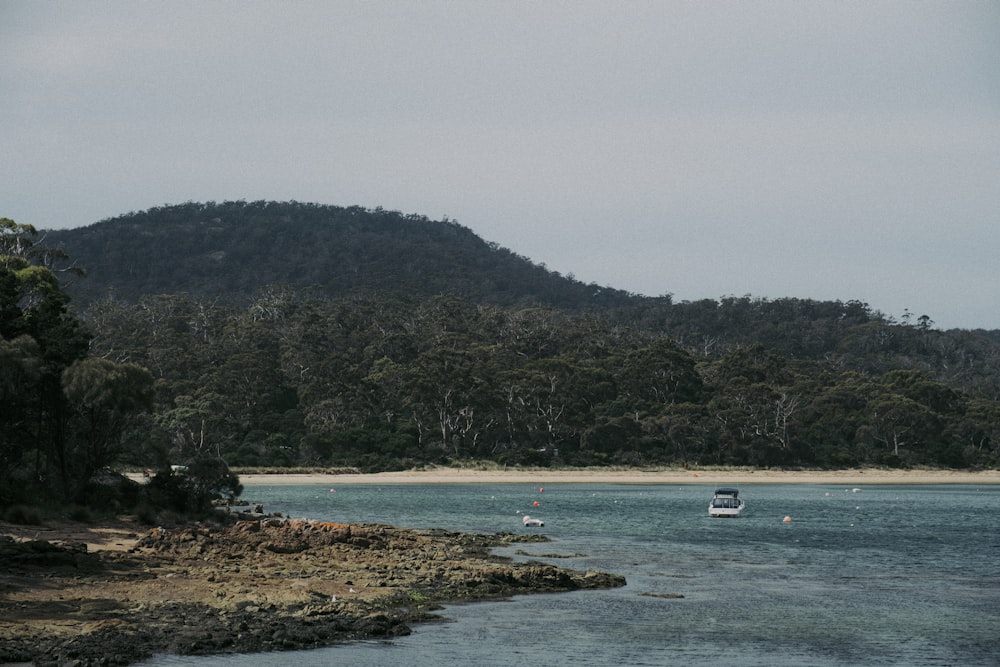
(2, 504, 44, 526)
(144, 458, 243, 515)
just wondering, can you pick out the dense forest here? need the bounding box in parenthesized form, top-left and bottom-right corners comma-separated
(3, 202, 999, 505)
(43, 200, 636, 312)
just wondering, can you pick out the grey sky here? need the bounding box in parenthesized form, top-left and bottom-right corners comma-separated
(2, 1, 998, 329)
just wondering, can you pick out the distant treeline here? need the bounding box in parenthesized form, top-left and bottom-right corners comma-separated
(3, 204, 999, 508)
(83, 289, 999, 472)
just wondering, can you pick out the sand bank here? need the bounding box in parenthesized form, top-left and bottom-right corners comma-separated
(233, 468, 1000, 486)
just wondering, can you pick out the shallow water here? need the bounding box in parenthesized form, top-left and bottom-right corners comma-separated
(140, 483, 1000, 666)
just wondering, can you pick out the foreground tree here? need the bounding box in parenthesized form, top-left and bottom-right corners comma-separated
(0, 217, 159, 505)
(60, 358, 155, 499)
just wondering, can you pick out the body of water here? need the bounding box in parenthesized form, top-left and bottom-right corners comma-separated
(141, 482, 1000, 666)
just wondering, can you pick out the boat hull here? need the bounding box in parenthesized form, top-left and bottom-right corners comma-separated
(708, 505, 744, 518)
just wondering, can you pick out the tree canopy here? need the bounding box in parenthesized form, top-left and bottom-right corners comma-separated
(3, 201, 997, 499)
(1, 220, 154, 506)
(81, 290, 999, 472)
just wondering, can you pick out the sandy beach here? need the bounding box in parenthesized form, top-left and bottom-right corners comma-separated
(231, 467, 1000, 487)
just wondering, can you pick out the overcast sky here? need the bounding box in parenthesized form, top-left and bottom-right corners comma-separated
(2, 1, 998, 330)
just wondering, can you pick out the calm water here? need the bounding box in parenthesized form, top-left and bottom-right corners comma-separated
(141, 483, 1000, 666)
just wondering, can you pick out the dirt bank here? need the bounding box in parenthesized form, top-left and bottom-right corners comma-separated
(0, 516, 624, 666)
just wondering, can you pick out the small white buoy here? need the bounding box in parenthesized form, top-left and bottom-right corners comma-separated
(783, 516, 792, 523)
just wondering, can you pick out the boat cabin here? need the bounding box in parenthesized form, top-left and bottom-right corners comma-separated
(710, 488, 742, 510)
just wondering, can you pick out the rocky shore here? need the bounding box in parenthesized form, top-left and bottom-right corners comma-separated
(0, 517, 625, 666)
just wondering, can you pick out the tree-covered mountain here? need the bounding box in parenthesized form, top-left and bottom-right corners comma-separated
(44, 200, 635, 312)
(5, 201, 997, 477)
(44, 201, 1000, 395)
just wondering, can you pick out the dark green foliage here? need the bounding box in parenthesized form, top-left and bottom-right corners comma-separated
(5, 202, 998, 476)
(45, 202, 1000, 399)
(0, 219, 158, 507)
(1, 504, 44, 526)
(59, 358, 155, 500)
(45, 201, 633, 312)
(69, 468, 147, 516)
(145, 460, 243, 514)
(77, 287, 999, 470)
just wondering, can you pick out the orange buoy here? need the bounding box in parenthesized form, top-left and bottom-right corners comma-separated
(533, 501, 540, 507)
(783, 516, 792, 523)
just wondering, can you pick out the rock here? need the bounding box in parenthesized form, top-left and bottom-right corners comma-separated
(0, 520, 625, 665)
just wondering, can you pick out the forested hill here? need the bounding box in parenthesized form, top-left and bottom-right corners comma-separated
(45, 200, 634, 312)
(42, 200, 1000, 398)
(5, 200, 997, 477)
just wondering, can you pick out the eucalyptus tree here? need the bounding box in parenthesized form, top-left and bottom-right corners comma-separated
(865, 394, 937, 464)
(618, 338, 704, 408)
(0, 334, 41, 494)
(795, 376, 870, 466)
(2, 217, 154, 502)
(60, 357, 154, 497)
(947, 398, 1000, 467)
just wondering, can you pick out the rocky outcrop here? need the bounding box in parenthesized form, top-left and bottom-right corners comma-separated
(0, 520, 625, 665)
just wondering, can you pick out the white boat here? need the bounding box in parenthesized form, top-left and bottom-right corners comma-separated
(708, 487, 745, 518)
(522, 515, 544, 527)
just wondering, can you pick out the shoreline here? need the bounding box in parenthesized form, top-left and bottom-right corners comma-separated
(5, 467, 997, 663)
(0, 518, 624, 665)
(227, 467, 1000, 487)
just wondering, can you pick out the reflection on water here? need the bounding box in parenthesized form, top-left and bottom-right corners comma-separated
(141, 483, 1000, 667)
